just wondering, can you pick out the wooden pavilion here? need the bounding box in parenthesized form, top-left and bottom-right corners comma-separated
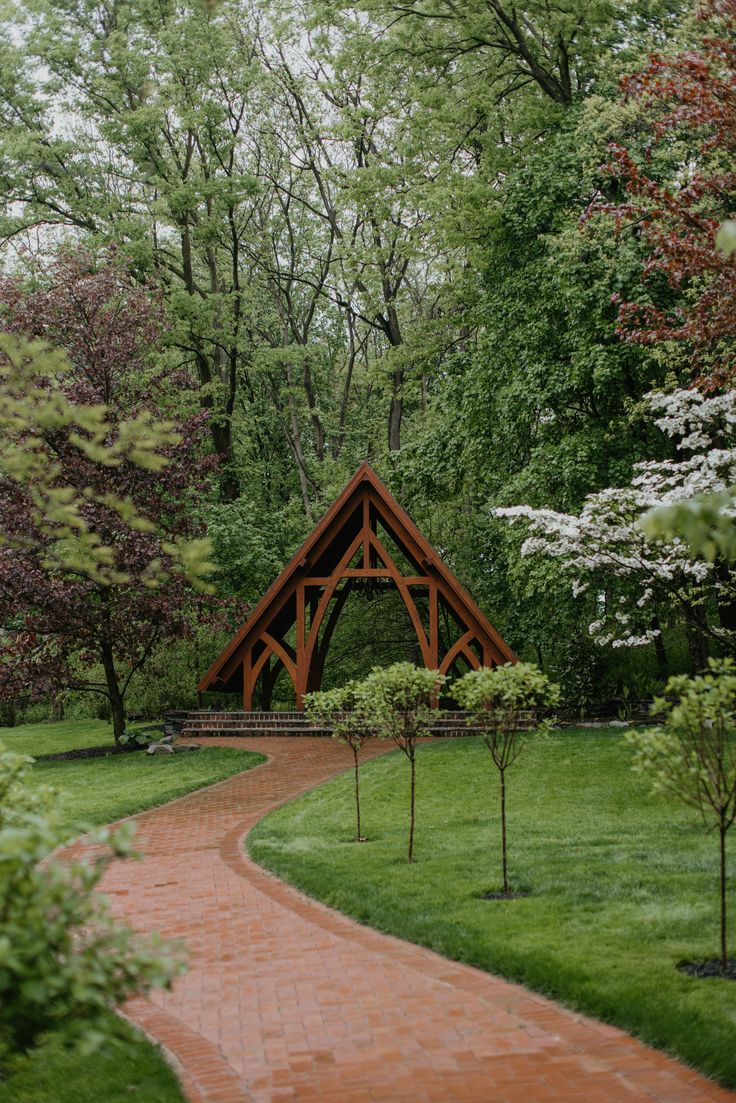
(198, 463, 516, 710)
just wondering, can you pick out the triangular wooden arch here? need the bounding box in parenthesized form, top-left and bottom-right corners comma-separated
(198, 463, 516, 708)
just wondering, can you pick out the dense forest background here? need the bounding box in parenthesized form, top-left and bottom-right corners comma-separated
(1, 0, 733, 720)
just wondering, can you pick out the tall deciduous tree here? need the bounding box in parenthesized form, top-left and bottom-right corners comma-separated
(0, 252, 216, 743)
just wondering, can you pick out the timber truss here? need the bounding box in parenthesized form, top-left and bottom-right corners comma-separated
(198, 463, 516, 709)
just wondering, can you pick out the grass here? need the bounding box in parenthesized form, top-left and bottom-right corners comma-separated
(0, 1015, 184, 1103)
(32, 746, 265, 838)
(0, 719, 265, 1103)
(248, 730, 736, 1088)
(1, 719, 266, 839)
(0, 718, 143, 756)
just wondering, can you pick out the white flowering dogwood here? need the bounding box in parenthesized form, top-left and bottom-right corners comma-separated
(496, 389, 736, 649)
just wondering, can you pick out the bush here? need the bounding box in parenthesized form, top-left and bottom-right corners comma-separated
(0, 745, 185, 1066)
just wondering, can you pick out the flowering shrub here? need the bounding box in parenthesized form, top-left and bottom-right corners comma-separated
(496, 388, 736, 652)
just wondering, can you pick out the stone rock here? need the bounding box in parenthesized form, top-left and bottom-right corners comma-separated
(147, 742, 174, 755)
(161, 734, 174, 744)
(173, 742, 202, 753)
(608, 720, 629, 727)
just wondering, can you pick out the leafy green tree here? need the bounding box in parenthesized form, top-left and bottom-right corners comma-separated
(627, 659, 736, 973)
(0, 745, 184, 1065)
(452, 663, 559, 896)
(357, 663, 445, 861)
(0, 334, 183, 584)
(305, 682, 375, 841)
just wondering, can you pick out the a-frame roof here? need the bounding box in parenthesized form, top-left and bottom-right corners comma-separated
(199, 462, 515, 693)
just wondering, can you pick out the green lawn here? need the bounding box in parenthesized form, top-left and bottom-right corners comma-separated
(0, 717, 141, 757)
(248, 731, 736, 1088)
(32, 746, 265, 838)
(0, 1015, 185, 1103)
(0, 720, 265, 1103)
(1, 718, 265, 839)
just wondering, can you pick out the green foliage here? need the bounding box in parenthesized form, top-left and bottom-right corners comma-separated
(358, 663, 445, 749)
(452, 662, 560, 726)
(0, 0, 717, 711)
(304, 682, 374, 749)
(0, 745, 184, 1066)
(627, 660, 736, 814)
(641, 493, 736, 563)
(627, 659, 736, 968)
(305, 682, 374, 840)
(0, 335, 197, 585)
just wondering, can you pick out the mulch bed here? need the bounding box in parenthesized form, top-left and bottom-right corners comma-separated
(678, 959, 736, 981)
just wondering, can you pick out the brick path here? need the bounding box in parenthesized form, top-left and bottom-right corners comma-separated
(68, 737, 735, 1103)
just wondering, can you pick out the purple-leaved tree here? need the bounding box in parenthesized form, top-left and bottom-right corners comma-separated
(0, 250, 218, 742)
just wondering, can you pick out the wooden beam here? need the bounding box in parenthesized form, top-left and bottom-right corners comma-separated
(296, 582, 307, 710)
(429, 582, 439, 669)
(362, 492, 370, 570)
(242, 649, 253, 711)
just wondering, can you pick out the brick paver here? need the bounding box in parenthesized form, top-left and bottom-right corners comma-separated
(65, 737, 736, 1103)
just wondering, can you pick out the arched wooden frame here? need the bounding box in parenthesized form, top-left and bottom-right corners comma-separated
(199, 464, 517, 709)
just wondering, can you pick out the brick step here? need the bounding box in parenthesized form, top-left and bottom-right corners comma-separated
(181, 710, 534, 738)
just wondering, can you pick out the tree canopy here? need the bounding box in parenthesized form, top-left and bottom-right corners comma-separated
(0, 0, 734, 720)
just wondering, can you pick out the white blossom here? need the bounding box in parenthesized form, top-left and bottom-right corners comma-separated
(495, 388, 736, 649)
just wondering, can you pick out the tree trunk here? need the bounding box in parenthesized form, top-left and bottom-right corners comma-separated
(180, 221, 239, 502)
(716, 561, 736, 636)
(353, 746, 363, 842)
(500, 767, 509, 895)
(388, 373, 403, 452)
(99, 639, 126, 745)
(408, 748, 416, 862)
(384, 306, 404, 452)
(651, 615, 668, 677)
(720, 819, 729, 971)
(284, 364, 313, 519)
(685, 608, 709, 674)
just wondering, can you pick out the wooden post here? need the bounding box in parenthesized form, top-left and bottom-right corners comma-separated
(243, 649, 253, 711)
(429, 582, 439, 668)
(429, 582, 440, 709)
(363, 493, 370, 569)
(296, 582, 306, 710)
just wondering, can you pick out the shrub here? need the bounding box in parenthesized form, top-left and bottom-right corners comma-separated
(0, 745, 185, 1065)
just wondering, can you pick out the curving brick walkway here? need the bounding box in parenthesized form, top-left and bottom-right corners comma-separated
(66, 737, 735, 1103)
